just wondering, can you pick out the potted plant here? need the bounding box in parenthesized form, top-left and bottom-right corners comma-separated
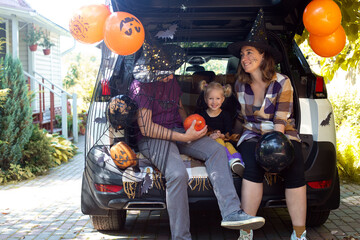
(78, 110, 88, 135)
(39, 32, 55, 55)
(23, 27, 42, 51)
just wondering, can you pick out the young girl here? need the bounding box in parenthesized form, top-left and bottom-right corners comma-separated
(198, 80, 245, 177)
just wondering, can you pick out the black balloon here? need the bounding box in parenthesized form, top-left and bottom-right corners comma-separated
(106, 95, 138, 130)
(255, 131, 295, 173)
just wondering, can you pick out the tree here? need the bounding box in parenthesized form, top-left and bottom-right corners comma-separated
(0, 56, 33, 170)
(295, 0, 360, 82)
(63, 51, 100, 112)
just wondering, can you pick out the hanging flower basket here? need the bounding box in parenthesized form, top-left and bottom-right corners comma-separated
(39, 32, 55, 56)
(29, 44, 38, 51)
(24, 26, 42, 50)
(43, 49, 51, 55)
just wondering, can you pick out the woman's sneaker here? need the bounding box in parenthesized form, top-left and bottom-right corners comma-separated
(290, 230, 307, 240)
(221, 210, 265, 230)
(238, 229, 253, 240)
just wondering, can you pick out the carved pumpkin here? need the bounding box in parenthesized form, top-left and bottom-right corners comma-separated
(183, 114, 206, 131)
(110, 141, 137, 169)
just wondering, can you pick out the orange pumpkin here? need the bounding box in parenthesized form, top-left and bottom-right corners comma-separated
(110, 142, 137, 169)
(183, 114, 206, 131)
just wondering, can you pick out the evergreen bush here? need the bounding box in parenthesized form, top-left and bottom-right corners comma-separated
(0, 55, 33, 170)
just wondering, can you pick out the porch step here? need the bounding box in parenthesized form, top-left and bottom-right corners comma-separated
(32, 111, 58, 133)
(52, 128, 62, 134)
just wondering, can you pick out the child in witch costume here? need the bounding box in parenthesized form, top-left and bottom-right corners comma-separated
(198, 80, 245, 177)
(228, 9, 307, 240)
(129, 40, 265, 240)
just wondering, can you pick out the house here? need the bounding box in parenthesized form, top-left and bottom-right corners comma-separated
(0, 0, 78, 142)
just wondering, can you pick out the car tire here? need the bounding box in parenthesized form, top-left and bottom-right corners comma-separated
(306, 207, 330, 227)
(90, 210, 126, 231)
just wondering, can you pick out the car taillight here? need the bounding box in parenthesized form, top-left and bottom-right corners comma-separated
(101, 79, 111, 96)
(95, 183, 123, 193)
(307, 180, 332, 189)
(314, 76, 327, 98)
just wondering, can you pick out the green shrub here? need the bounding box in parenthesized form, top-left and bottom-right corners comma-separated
(0, 126, 53, 184)
(0, 163, 34, 184)
(55, 114, 74, 137)
(336, 122, 360, 182)
(329, 88, 360, 129)
(45, 132, 78, 165)
(329, 86, 360, 183)
(0, 128, 79, 184)
(0, 56, 33, 170)
(22, 125, 55, 172)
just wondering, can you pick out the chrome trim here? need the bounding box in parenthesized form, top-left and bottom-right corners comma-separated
(124, 202, 166, 210)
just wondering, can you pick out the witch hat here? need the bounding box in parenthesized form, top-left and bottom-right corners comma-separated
(227, 8, 282, 63)
(133, 39, 186, 83)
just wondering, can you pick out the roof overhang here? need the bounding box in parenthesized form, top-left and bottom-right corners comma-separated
(0, 6, 70, 36)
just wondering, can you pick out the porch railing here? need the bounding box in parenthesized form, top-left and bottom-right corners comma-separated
(23, 71, 78, 143)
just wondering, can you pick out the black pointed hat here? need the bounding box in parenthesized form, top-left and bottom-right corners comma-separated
(227, 8, 282, 63)
(133, 40, 186, 83)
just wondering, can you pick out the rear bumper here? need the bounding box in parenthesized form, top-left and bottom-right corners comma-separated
(261, 141, 339, 209)
(81, 140, 339, 215)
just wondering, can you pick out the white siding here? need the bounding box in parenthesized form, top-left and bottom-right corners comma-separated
(33, 32, 63, 111)
(0, 15, 66, 114)
(18, 22, 29, 72)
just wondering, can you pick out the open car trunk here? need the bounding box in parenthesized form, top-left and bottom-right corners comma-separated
(110, 0, 310, 42)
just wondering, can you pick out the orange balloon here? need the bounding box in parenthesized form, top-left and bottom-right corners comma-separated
(69, 4, 111, 44)
(303, 0, 342, 36)
(104, 12, 145, 56)
(309, 26, 346, 57)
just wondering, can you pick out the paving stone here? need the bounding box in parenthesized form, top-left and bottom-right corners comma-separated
(1, 135, 360, 239)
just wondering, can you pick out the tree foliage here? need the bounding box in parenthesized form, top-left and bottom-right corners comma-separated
(295, 0, 360, 82)
(63, 51, 100, 112)
(0, 56, 33, 170)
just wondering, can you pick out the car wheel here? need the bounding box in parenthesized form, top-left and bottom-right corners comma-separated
(306, 207, 330, 227)
(90, 210, 126, 231)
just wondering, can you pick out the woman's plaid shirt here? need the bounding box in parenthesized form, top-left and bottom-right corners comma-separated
(235, 73, 300, 146)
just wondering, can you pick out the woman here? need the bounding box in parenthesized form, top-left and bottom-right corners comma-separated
(129, 41, 265, 240)
(227, 9, 307, 240)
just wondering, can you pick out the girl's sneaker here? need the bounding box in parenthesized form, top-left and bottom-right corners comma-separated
(238, 229, 253, 240)
(230, 159, 245, 177)
(225, 148, 245, 177)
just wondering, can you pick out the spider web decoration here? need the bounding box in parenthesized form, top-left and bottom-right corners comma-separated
(84, 42, 153, 196)
(83, 3, 211, 200)
(84, 37, 189, 199)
